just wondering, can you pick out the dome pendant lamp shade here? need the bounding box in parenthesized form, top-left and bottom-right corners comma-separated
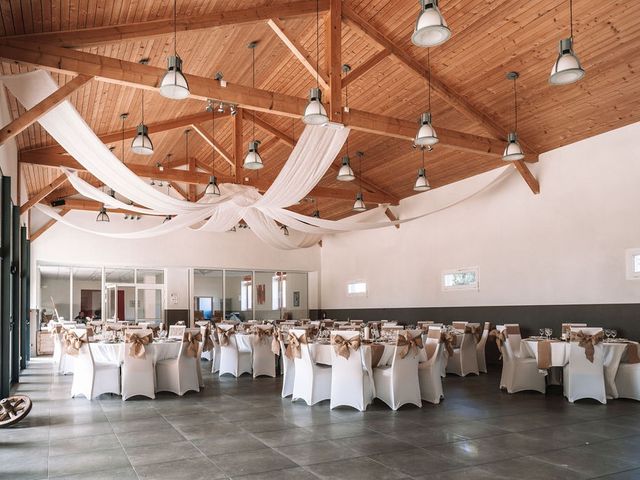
(160, 55, 190, 99)
(131, 124, 154, 155)
(96, 207, 110, 222)
(353, 192, 366, 212)
(303, 87, 329, 125)
(411, 0, 451, 47)
(415, 112, 439, 146)
(243, 140, 264, 170)
(336, 155, 355, 181)
(204, 175, 220, 196)
(414, 167, 431, 192)
(550, 38, 585, 85)
(502, 132, 525, 161)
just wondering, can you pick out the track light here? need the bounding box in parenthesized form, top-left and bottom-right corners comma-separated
(411, 0, 451, 47)
(163, 215, 172, 223)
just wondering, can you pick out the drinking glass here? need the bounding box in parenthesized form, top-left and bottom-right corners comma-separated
(611, 329, 617, 340)
(544, 328, 552, 340)
(539, 329, 545, 337)
(604, 329, 612, 341)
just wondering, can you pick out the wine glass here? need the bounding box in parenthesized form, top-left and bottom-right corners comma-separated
(604, 329, 612, 341)
(544, 328, 552, 340)
(539, 328, 545, 338)
(611, 329, 617, 340)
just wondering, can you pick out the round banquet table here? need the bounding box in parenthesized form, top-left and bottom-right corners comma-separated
(521, 339, 637, 398)
(89, 340, 182, 364)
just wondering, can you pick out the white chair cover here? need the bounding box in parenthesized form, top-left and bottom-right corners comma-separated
(155, 331, 200, 396)
(476, 321, 491, 373)
(209, 331, 221, 374)
(418, 340, 444, 404)
(121, 329, 155, 400)
(291, 329, 331, 406)
(373, 334, 422, 410)
(279, 336, 295, 398)
(70, 338, 120, 400)
(446, 331, 479, 376)
(499, 325, 546, 395)
(218, 325, 252, 378)
(614, 344, 640, 401)
(563, 327, 606, 404)
(329, 331, 374, 411)
(252, 326, 276, 378)
(168, 325, 186, 339)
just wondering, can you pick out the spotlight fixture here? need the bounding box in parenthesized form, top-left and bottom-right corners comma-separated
(150, 180, 155, 186)
(415, 49, 439, 146)
(204, 100, 221, 195)
(230, 105, 237, 116)
(159, 0, 190, 99)
(550, 0, 585, 85)
(124, 214, 129, 220)
(156, 161, 164, 172)
(217, 103, 225, 113)
(303, 0, 329, 125)
(136, 216, 141, 221)
(414, 147, 431, 192)
(411, 0, 451, 48)
(163, 215, 172, 223)
(96, 206, 110, 222)
(502, 72, 525, 162)
(131, 85, 153, 155)
(243, 42, 264, 170)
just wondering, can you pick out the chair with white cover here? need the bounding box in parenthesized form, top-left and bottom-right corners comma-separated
(373, 331, 422, 410)
(614, 343, 640, 401)
(330, 331, 374, 411)
(476, 321, 491, 374)
(122, 330, 155, 400)
(446, 329, 479, 376)
(278, 333, 295, 398)
(252, 325, 277, 378)
(452, 321, 467, 331)
(200, 324, 213, 361)
(496, 326, 546, 394)
(290, 329, 331, 406)
(218, 325, 252, 377)
(155, 330, 200, 396)
(561, 323, 587, 339)
(419, 329, 444, 404)
(563, 327, 606, 404)
(70, 333, 120, 399)
(210, 329, 221, 374)
(168, 324, 186, 339)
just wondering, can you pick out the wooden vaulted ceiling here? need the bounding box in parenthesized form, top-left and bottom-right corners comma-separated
(1, 0, 639, 221)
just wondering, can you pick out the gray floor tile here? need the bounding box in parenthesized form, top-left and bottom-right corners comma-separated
(276, 439, 363, 466)
(116, 423, 185, 448)
(47, 447, 130, 477)
(193, 431, 268, 456)
(49, 466, 138, 480)
(135, 455, 227, 480)
(48, 432, 121, 456)
(211, 448, 297, 476)
(306, 456, 410, 479)
(370, 447, 466, 477)
(230, 466, 319, 480)
(124, 440, 204, 467)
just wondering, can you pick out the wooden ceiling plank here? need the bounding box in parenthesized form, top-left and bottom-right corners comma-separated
(327, 0, 342, 122)
(30, 207, 69, 242)
(9, 1, 330, 48)
(0, 74, 93, 146)
(169, 182, 189, 200)
(267, 18, 330, 92)
(20, 172, 67, 214)
(342, 49, 390, 88)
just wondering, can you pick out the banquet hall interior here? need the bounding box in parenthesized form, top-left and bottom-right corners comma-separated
(1, 0, 640, 479)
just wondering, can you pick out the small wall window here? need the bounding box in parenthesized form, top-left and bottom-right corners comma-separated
(626, 249, 640, 280)
(442, 267, 479, 291)
(347, 281, 367, 297)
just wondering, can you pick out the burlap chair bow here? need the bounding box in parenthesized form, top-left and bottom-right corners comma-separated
(489, 329, 507, 352)
(150, 325, 160, 338)
(216, 327, 235, 346)
(253, 326, 274, 343)
(126, 332, 153, 359)
(183, 331, 203, 358)
(285, 332, 307, 359)
(64, 331, 87, 356)
(571, 330, 604, 363)
(271, 329, 281, 356)
(439, 332, 455, 357)
(464, 324, 483, 342)
(52, 324, 63, 334)
(202, 326, 214, 352)
(331, 335, 361, 360)
(396, 332, 423, 359)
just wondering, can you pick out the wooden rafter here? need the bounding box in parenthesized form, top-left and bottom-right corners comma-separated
(327, 0, 342, 123)
(0, 75, 92, 146)
(342, 49, 390, 88)
(30, 208, 69, 241)
(20, 173, 68, 214)
(169, 182, 189, 200)
(384, 208, 400, 229)
(58, 199, 157, 216)
(513, 161, 540, 194)
(7, 1, 330, 48)
(190, 123, 235, 172)
(0, 41, 508, 161)
(267, 18, 330, 92)
(45, 176, 102, 203)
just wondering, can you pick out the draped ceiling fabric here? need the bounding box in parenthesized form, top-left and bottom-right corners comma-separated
(5, 70, 516, 248)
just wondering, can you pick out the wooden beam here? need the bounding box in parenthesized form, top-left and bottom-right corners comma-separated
(20, 173, 68, 214)
(190, 122, 235, 172)
(45, 176, 103, 203)
(60, 199, 158, 216)
(513, 161, 540, 194)
(30, 208, 69, 241)
(305, 185, 390, 204)
(267, 18, 330, 92)
(384, 208, 400, 229)
(244, 112, 295, 146)
(342, 49, 390, 88)
(233, 109, 243, 183)
(327, 0, 342, 123)
(0, 75, 92, 146)
(169, 182, 189, 200)
(188, 152, 196, 202)
(7, 1, 330, 48)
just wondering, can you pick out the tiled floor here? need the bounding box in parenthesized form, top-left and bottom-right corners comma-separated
(3, 357, 640, 479)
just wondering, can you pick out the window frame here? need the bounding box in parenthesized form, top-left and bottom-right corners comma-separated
(347, 280, 367, 297)
(626, 248, 640, 280)
(441, 266, 479, 292)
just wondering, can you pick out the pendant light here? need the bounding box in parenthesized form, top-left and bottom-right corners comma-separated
(352, 151, 367, 212)
(204, 100, 221, 195)
(415, 49, 439, 146)
(243, 42, 264, 170)
(119, 113, 128, 162)
(312, 198, 320, 218)
(96, 206, 110, 222)
(183, 129, 196, 197)
(502, 72, 525, 161)
(337, 65, 355, 181)
(131, 89, 153, 155)
(303, 0, 329, 125)
(281, 224, 290, 236)
(550, 0, 585, 85)
(411, 0, 451, 48)
(414, 146, 431, 192)
(159, 0, 190, 99)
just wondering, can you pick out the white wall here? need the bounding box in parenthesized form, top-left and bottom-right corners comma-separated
(320, 122, 640, 309)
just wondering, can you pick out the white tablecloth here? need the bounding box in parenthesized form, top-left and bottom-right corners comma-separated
(309, 343, 427, 367)
(521, 339, 636, 398)
(90, 341, 181, 364)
